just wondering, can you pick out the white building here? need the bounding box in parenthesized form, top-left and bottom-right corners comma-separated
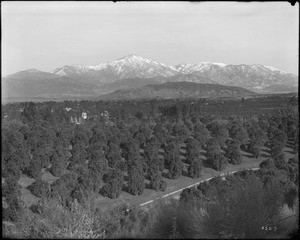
(82, 112, 87, 119)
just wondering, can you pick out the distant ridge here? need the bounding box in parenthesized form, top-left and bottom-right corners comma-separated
(99, 81, 255, 100)
(2, 54, 298, 101)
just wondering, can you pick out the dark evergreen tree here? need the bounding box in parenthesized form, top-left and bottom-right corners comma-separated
(215, 126, 229, 148)
(106, 141, 122, 168)
(273, 152, 287, 170)
(188, 157, 202, 178)
(194, 122, 210, 148)
(225, 140, 242, 165)
(50, 145, 69, 177)
(88, 153, 109, 178)
(233, 127, 249, 147)
(247, 127, 267, 159)
(68, 143, 88, 169)
(186, 138, 201, 163)
(173, 121, 190, 143)
(27, 156, 43, 179)
(144, 136, 160, 164)
(127, 159, 145, 195)
(51, 172, 78, 206)
(149, 173, 167, 191)
(207, 142, 228, 171)
(28, 178, 50, 198)
(164, 142, 180, 168)
(153, 123, 169, 146)
(102, 169, 123, 199)
(167, 153, 183, 180)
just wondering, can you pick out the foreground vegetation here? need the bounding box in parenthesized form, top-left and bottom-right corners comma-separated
(3, 165, 299, 238)
(2, 95, 299, 238)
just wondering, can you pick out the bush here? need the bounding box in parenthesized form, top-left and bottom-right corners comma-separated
(150, 174, 167, 192)
(3, 197, 25, 223)
(182, 174, 293, 239)
(145, 200, 181, 239)
(260, 158, 276, 170)
(6, 198, 106, 239)
(180, 187, 204, 204)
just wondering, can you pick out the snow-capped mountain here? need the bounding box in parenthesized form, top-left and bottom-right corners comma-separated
(2, 54, 298, 101)
(52, 54, 179, 83)
(50, 54, 297, 90)
(193, 63, 297, 89)
(92, 54, 177, 77)
(174, 62, 227, 74)
(51, 65, 94, 77)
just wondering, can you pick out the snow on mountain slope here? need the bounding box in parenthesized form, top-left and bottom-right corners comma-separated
(50, 55, 297, 90)
(4, 54, 298, 98)
(175, 62, 227, 74)
(91, 54, 179, 80)
(51, 65, 93, 77)
(264, 65, 287, 73)
(50, 55, 180, 84)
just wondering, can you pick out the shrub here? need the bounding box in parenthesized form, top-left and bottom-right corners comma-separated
(149, 173, 167, 191)
(6, 198, 106, 239)
(260, 158, 276, 170)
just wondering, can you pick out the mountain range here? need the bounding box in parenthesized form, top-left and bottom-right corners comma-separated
(2, 54, 298, 101)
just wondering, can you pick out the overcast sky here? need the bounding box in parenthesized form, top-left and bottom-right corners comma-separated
(2, 1, 299, 75)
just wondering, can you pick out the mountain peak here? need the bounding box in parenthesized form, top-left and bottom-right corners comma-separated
(202, 62, 227, 67)
(51, 64, 91, 76)
(123, 54, 140, 58)
(5, 68, 57, 80)
(26, 68, 42, 72)
(264, 65, 286, 73)
(11, 68, 44, 76)
(115, 54, 152, 63)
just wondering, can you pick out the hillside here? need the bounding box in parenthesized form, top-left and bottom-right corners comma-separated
(99, 81, 255, 100)
(2, 69, 99, 99)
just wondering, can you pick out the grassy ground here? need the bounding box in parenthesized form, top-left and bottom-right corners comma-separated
(17, 168, 59, 208)
(94, 143, 297, 211)
(18, 175, 39, 208)
(17, 139, 297, 212)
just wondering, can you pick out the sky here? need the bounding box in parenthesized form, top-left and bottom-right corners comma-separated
(2, 1, 299, 75)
